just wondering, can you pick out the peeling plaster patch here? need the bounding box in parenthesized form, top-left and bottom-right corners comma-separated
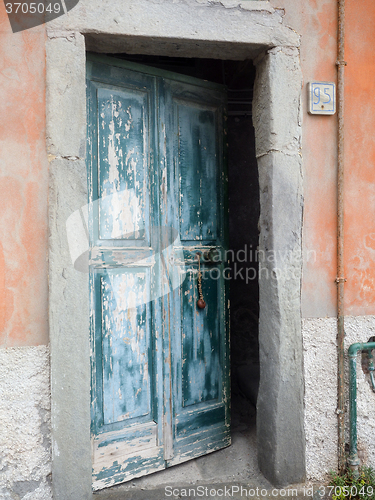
(240, 1, 276, 12)
(207, 0, 277, 13)
(0, 345, 52, 499)
(12, 480, 41, 498)
(46, 29, 76, 41)
(364, 233, 375, 252)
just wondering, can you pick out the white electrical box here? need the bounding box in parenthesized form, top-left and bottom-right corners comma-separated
(307, 82, 336, 115)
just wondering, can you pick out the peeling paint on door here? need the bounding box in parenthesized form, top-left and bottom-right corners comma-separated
(87, 55, 230, 490)
(98, 89, 147, 241)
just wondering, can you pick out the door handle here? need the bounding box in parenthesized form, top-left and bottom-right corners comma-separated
(203, 248, 221, 264)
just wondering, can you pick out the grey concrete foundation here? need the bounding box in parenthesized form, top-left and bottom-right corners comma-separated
(47, 1, 305, 496)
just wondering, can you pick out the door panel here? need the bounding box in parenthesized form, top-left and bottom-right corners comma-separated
(97, 87, 148, 241)
(101, 269, 151, 425)
(91, 267, 164, 489)
(87, 55, 229, 490)
(88, 62, 165, 490)
(181, 268, 220, 407)
(165, 78, 230, 466)
(177, 101, 218, 241)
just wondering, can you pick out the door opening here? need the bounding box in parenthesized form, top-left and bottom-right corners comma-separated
(105, 56, 260, 429)
(88, 53, 260, 491)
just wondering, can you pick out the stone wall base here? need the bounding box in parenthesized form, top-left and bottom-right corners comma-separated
(0, 345, 51, 499)
(303, 316, 375, 480)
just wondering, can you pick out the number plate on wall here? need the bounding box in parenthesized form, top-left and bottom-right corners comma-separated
(307, 82, 336, 115)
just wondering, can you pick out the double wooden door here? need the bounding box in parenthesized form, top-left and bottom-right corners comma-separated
(86, 54, 230, 490)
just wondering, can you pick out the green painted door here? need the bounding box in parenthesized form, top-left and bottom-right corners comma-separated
(87, 54, 230, 491)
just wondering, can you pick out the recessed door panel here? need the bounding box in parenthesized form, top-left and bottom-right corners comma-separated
(101, 269, 151, 425)
(177, 102, 218, 242)
(181, 267, 220, 407)
(97, 87, 148, 241)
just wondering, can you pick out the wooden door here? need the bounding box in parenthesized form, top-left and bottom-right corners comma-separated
(86, 54, 230, 491)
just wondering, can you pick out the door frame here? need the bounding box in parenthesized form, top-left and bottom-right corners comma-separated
(47, 5, 305, 498)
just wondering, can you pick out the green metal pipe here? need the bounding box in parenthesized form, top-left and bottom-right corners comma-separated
(367, 350, 375, 392)
(348, 341, 375, 473)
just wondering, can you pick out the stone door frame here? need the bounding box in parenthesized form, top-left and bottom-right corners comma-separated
(47, 2, 305, 498)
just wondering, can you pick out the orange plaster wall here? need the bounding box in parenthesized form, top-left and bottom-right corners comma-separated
(344, 0, 375, 315)
(271, 0, 339, 318)
(271, 0, 375, 318)
(0, 4, 48, 345)
(0, 0, 374, 346)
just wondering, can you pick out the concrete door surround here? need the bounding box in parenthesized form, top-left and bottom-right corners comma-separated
(47, 1, 305, 498)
